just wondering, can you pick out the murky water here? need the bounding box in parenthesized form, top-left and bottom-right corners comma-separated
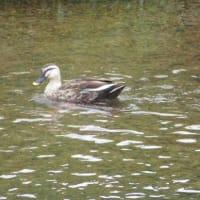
(0, 0, 200, 199)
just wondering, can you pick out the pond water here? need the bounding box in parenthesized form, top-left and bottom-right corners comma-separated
(0, 0, 200, 199)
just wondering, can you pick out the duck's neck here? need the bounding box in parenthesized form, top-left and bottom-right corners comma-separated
(44, 77, 61, 97)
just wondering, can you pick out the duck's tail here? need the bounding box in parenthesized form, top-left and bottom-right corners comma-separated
(107, 84, 126, 99)
(97, 83, 126, 99)
(82, 82, 126, 101)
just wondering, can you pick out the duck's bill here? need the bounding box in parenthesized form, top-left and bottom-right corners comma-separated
(32, 81, 40, 86)
(32, 73, 46, 86)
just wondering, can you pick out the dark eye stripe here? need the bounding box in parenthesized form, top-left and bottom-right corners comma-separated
(43, 67, 55, 75)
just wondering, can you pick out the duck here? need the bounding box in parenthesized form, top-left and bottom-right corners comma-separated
(32, 64, 125, 104)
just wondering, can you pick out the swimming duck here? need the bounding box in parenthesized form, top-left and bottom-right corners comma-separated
(32, 64, 125, 104)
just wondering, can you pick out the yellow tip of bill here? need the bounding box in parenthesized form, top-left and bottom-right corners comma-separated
(32, 81, 40, 86)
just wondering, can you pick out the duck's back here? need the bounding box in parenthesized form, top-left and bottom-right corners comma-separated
(50, 78, 125, 103)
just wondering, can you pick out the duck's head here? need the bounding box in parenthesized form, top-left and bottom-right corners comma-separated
(32, 64, 61, 86)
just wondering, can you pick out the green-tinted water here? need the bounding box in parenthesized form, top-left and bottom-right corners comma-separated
(0, 0, 200, 199)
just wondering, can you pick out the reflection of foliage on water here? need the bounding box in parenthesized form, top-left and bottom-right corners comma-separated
(1, 0, 199, 75)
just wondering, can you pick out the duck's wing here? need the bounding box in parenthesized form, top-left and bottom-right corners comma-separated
(58, 78, 125, 103)
(82, 82, 126, 100)
(61, 78, 113, 90)
(77, 78, 126, 100)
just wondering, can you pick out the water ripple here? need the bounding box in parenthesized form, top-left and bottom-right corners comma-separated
(143, 185, 170, 191)
(173, 131, 197, 135)
(149, 195, 167, 198)
(100, 195, 121, 199)
(176, 187, 200, 194)
(172, 69, 186, 74)
(13, 118, 51, 123)
(11, 71, 30, 75)
(185, 124, 200, 131)
(116, 140, 143, 146)
(125, 192, 146, 199)
(0, 149, 14, 153)
(22, 181, 32, 185)
(36, 154, 56, 159)
(172, 179, 189, 183)
(8, 188, 18, 192)
(71, 154, 102, 162)
(154, 74, 168, 79)
(98, 175, 115, 180)
(68, 125, 143, 135)
(142, 171, 157, 174)
(47, 170, 63, 174)
(16, 194, 37, 199)
(155, 85, 174, 90)
(136, 145, 162, 149)
(158, 155, 171, 159)
(0, 174, 17, 179)
(176, 138, 197, 143)
(13, 169, 35, 174)
(68, 181, 99, 188)
(71, 172, 96, 177)
(57, 133, 113, 144)
(131, 111, 185, 118)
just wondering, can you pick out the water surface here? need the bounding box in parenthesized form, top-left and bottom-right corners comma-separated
(0, 1, 200, 199)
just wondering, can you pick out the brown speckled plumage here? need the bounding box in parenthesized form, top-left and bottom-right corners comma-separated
(33, 64, 125, 104)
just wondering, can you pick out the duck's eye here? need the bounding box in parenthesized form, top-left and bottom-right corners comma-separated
(43, 68, 55, 77)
